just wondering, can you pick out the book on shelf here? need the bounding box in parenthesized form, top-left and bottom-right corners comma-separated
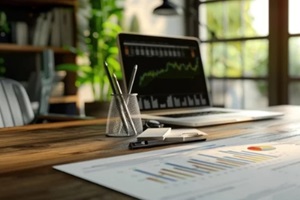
(50, 8, 61, 47)
(39, 11, 53, 46)
(11, 21, 29, 45)
(64, 8, 74, 47)
(59, 8, 74, 47)
(32, 13, 45, 46)
(31, 7, 74, 47)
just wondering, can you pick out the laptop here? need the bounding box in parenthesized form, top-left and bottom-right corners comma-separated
(117, 33, 283, 127)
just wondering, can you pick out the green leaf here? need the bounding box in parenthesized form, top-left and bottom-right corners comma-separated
(56, 63, 81, 71)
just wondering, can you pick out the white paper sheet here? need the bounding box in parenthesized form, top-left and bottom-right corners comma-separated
(54, 128, 300, 200)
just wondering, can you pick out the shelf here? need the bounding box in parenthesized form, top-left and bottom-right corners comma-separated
(0, 0, 79, 115)
(0, 43, 75, 54)
(0, 0, 76, 7)
(49, 95, 78, 104)
(49, 95, 83, 115)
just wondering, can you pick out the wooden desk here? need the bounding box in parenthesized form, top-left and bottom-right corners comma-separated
(0, 105, 299, 200)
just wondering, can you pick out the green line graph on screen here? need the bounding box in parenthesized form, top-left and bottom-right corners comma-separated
(139, 58, 200, 88)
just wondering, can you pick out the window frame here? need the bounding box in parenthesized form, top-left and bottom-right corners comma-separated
(185, 0, 289, 107)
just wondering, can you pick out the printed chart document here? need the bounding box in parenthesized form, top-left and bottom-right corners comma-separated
(54, 127, 300, 200)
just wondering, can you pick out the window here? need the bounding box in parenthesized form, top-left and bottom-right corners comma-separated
(188, 0, 291, 108)
(288, 0, 300, 104)
(197, 0, 269, 109)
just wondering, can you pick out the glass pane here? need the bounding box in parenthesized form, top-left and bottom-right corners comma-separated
(289, 82, 300, 104)
(224, 80, 244, 109)
(289, 37, 300, 77)
(210, 79, 225, 107)
(200, 40, 268, 78)
(289, 0, 300, 34)
(243, 80, 268, 109)
(209, 79, 267, 109)
(201, 42, 243, 77)
(243, 39, 268, 77)
(200, 43, 211, 77)
(199, 0, 268, 40)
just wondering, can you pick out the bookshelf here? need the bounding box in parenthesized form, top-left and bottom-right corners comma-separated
(0, 0, 80, 114)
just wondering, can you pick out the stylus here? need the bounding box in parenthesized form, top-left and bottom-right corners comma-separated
(128, 138, 207, 150)
(128, 65, 138, 94)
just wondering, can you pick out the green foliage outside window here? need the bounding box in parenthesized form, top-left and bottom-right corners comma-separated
(205, 1, 257, 40)
(200, 1, 268, 100)
(203, 1, 267, 78)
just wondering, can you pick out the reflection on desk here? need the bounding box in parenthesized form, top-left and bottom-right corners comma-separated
(0, 105, 299, 200)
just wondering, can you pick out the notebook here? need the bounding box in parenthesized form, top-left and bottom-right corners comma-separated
(117, 33, 283, 127)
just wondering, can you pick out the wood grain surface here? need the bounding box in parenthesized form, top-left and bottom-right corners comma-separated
(0, 105, 299, 200)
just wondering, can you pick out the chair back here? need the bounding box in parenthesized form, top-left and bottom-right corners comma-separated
(0, 77, 35, 127)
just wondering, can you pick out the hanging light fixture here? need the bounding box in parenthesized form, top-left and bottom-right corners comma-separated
(153, 0, 181, 16)
(152, 0, 217, 39)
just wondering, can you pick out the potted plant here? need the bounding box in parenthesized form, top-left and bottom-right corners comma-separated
(57, 0, 123, 117)
(0, 11, 10, 42)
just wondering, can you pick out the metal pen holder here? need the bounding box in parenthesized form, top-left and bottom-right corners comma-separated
(106, 93, 143, 137)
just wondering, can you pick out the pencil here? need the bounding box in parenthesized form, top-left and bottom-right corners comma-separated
(104, 62, 130, 134)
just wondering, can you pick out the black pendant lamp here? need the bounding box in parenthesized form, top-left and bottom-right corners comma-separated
(153, 0, 180, 16)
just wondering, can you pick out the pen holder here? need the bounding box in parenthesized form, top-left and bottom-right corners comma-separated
(106, 93, 143, 137)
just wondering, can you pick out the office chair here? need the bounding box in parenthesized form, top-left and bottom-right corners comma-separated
(0, 77, 35, 127)
(0, 77, 94, 128)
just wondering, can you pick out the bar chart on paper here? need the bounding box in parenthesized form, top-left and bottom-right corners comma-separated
(54, 142, 300, 200)
(132, 147, 278, 185)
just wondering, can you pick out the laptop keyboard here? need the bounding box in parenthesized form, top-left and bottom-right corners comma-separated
(161, 111, 230, 118)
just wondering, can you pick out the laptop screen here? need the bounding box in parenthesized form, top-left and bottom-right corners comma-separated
(118, 33, 210, 111)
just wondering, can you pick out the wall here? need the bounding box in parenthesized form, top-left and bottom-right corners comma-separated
(124, 0, 185, 36)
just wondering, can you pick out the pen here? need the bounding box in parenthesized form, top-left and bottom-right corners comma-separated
(128, 138, 207, 150)
(112, 73, 138, 135)
(127, 65, 138, 94)
(104, 62, 130, 134)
